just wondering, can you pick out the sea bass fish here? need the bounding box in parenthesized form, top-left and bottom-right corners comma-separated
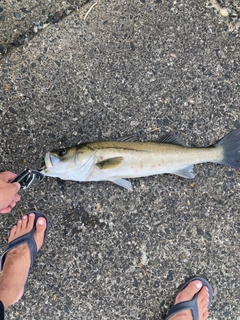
(41, 129, 240, 190)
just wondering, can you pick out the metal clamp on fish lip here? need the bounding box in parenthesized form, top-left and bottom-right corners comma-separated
(11, 168, 45, 190)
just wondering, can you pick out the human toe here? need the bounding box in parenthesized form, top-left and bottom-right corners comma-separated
(9, 225, 17, 238)
(197, 286, 210, 315)
(34, 217, 47, 251)
(8, 213, 35, 242)
(15, 219, 22, 233)
(21, 215, 28, 229)
(198, 286, 209, 306)
(24, 213, 35, 232)
(199, 286, 209, 300)
(175, 280, 203, 305)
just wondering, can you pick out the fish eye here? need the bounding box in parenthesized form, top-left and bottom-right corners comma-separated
(58, 148, 67, 157)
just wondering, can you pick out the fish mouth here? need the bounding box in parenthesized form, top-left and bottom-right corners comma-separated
(43, 152, 61, 171)
(43, 152, 53, 170)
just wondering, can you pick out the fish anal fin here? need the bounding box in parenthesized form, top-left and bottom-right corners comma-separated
(96, 157, 123, 170)
(117, 133, 138, 142)
(172, 165, 195, 179)
(159, 132, 185, 146)
(110, 178, 133, 191)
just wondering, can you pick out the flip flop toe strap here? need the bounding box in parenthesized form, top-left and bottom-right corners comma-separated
(165, 294, 199, 320)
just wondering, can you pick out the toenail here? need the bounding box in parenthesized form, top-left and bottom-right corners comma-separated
(37, 218, 44, 225)
(29, 213, 35, 217)
(195, 281, 202, 289)
(22, 215, 27, 219)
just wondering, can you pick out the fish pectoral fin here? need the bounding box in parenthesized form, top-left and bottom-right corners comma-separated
(171, 165, 195, 179)
(96, 157, 124, 170)
(110, 178, 133, 191)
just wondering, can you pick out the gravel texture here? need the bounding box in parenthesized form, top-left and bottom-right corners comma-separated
(0, 0, 240, 319)
(0, 0, 90, 56)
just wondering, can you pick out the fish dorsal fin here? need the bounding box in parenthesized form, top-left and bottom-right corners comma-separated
(96, 157, 124, 170)
(117, 134, 138, 142)
(158, 132, 185, 146)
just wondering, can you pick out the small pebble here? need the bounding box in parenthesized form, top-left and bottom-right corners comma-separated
(13, 12, 21, 19)
(219, 8, 229, 17)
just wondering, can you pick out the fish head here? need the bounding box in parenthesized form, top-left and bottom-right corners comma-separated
(42, 144, 95, 181)
(43, 146, 78, 177)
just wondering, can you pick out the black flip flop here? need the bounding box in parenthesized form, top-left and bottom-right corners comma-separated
(165, 276, 213, 320)
(0, 211, 49, 285)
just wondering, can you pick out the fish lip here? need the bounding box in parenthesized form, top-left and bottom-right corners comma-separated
(44, 152, 53, 169)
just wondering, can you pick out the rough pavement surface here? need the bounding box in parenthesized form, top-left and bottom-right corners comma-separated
(0, 0, 90, 56)
(0, 0, 240, 319)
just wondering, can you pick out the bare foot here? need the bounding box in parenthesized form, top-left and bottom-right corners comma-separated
(168, 280, 210, 320)
(0, 213, 46, 310)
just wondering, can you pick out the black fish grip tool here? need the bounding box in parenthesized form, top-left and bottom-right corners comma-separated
(11, 168, 45, 189)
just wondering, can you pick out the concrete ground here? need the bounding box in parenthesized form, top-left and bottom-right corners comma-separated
(0, 0, 240, 319)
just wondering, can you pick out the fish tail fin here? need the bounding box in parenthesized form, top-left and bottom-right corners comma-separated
(215, 128, 240, 168)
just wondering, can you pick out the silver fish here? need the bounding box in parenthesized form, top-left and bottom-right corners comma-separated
(41, 129, 240, 190)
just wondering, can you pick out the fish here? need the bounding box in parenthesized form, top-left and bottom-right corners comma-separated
(41, 128, 240, 191)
